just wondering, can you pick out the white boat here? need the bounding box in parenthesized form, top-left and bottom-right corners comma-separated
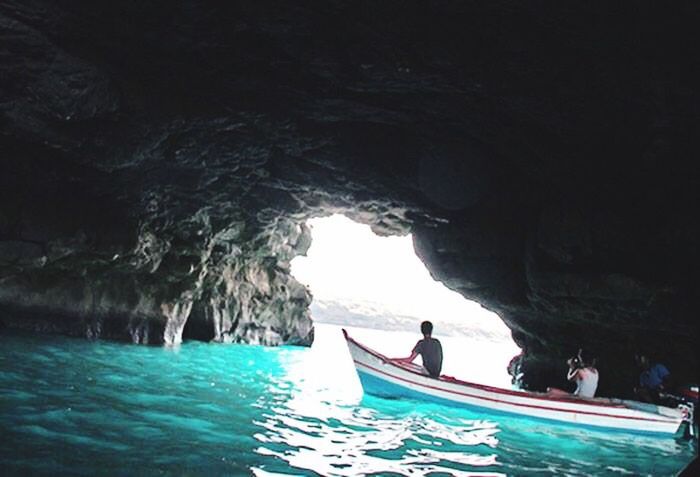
(343, 329, 688, 435)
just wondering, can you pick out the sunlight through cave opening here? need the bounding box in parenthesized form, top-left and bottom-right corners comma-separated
(291, 214, 520, 387)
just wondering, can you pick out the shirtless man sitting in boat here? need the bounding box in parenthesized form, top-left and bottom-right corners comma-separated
(547, 349, 599, 399)
(391, 321, 443, 378)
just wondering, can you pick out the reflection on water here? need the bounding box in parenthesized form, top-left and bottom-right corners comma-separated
(252, 325, 506, 475)
(253, 399, 502, 476)
(0, 323, 696, 476)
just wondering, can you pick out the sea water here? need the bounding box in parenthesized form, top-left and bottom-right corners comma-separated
(0, 323, 695, 476)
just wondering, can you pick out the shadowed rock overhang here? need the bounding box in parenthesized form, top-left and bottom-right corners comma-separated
(0, 1, 697, 396)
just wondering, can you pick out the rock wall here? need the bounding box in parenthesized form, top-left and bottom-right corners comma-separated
(1, 1, 697, 396)
(0, 197, 317, 346)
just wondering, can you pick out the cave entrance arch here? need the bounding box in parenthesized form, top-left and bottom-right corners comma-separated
(291, 214, 520, 387)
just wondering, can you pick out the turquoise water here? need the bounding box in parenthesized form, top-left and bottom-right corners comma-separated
(1, 324, 695, 476)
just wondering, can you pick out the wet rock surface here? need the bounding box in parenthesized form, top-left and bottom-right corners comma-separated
(1, 1, 697, 396)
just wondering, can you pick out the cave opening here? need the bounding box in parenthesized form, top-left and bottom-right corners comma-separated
(291, 214, 520, 387)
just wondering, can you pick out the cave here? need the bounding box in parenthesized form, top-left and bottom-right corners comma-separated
(0, 1, 697, 398)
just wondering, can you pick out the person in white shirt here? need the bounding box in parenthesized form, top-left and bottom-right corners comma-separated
(548, 349, 599, 398)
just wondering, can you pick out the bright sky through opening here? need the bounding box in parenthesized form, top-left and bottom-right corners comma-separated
(291, 215, 511, 337)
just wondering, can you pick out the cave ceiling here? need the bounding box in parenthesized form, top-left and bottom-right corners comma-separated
(0, 1, 697, 394)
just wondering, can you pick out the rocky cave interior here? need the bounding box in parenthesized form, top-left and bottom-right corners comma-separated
(1, 1, 697, 398)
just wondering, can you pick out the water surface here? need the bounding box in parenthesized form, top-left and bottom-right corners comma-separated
(0, 324, 695, 476)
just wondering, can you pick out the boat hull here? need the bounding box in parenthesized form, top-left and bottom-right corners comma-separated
(344, 330, 685, 435)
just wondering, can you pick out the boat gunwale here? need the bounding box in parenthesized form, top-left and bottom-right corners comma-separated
(354, 357, 681, 425)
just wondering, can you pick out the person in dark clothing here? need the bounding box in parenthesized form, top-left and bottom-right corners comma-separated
(392, 321, 443, 377)
(634, 354, 672, 404)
